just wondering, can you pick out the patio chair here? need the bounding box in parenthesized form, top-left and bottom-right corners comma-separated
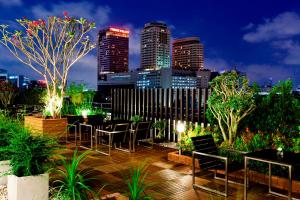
(192, 135, 246, 197)
(130, 121, 152, 152)
(66, 115, 84, 145)
(95, 123, 130, 156)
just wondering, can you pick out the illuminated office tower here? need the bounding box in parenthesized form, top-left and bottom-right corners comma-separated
(141, 22, 170, 70)
(172, 37, 204, 71)
(97, 27, 129, 77)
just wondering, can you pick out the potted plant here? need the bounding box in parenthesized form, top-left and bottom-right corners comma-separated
(5, 125, 58, 200)
(152, 120, 167, 143)
(0, 13, 95, 136)
(130, 115, 142, 129)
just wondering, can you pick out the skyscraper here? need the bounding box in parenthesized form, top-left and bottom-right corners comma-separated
(97, 27, 129, 77)
(141, 22, 170, 70)
(172, 37, 204, 71)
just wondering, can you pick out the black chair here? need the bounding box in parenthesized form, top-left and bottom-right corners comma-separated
(192, 135, 246, 197)
(130, 121, 152, 152)
(66, 115, 84, 145)
(95, 123, 130, 156)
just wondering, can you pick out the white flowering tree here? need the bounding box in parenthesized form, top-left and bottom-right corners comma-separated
(0, 12, 95, 118)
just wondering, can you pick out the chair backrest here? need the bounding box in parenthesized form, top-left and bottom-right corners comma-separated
(191, 135, 220, 170)
(113, 123, 130, 132)
(87, 115, 104, 126)
(135, 121, 151, 141)
(191, 135, 218, 154)
(67, 115, 84, 125)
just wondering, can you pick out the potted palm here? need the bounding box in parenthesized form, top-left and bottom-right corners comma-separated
(0, 13, 95, 137)
(130, 115, 142, 129)
(6, 125, 58, 200)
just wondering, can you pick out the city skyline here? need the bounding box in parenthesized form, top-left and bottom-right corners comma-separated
(0, 0, 299, 88)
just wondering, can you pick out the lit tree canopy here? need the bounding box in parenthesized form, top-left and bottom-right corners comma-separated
(207, 71, 256, 145)
(0, 12, 96, 118)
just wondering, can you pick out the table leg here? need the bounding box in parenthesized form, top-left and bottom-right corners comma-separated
(244, 157, 248, 200)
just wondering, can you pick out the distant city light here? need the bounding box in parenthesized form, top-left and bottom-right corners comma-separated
(109, 27, 130, 34)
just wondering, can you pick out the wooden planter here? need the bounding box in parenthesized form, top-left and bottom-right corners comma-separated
(24, 116, 67, 137)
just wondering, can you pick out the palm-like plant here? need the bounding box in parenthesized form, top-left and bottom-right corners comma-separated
(51, 149, 103, 200)
(126, 163, 152, 200)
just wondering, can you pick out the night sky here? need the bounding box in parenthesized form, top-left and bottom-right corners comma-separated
(0, 0, 299, 89)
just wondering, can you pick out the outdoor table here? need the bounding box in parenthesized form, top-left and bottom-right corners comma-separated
(244, 149, 300, 200)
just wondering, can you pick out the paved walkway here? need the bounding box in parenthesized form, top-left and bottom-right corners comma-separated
(62, 145, 292, 200)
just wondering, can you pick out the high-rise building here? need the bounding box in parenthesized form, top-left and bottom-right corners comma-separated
(97, 27, 129, 78)
(172, 37, 204, 71)
(141, 22, 170, 70)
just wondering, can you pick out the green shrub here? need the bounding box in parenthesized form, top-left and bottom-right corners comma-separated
(51, 149, 103, 200)
(8, 129, 58, 177)
(0, 113, 24, 161)
(126, 163, 152, 200)
(152, 120, 167, 139)
(130, 115, 142, 126)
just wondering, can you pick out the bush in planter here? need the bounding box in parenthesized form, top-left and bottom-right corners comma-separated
(7, 127, 58, 177)
(50, 149, 103, 200)
(177, 125, 213, 154)
(130, 115, 142, 127)
(152, 120, 167, 139)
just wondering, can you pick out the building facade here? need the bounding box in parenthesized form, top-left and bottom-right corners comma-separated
(97, 27, 129, 77)
(172, 37, 204, 71)
(141, 22, 171, 70)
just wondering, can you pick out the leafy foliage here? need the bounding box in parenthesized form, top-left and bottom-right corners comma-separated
(0, 113, 23, 161)
(130, 115, 142, 126)
(0, 81, 18, 108)
(207, 71, 256, 145)
(0, 113, 58, 176)
(246, 80, 300, 135)
(50, 149, 103, 200)
(152, 120, 167, 139)
(126, 163, 152, 200)
(177, 124, 213, 153)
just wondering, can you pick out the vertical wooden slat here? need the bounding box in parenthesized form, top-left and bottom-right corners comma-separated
(191, 89, 195, 122)
(197, 88, 202, 123)
(155, 89, 159, 119)
(160, 88, 163, 119)
(203, 88, 208, 125)
(150, 89, 154, 120)
(185, 89, 189, 122)
(175, 89, 178, 121)
(180, 89, 184, 121)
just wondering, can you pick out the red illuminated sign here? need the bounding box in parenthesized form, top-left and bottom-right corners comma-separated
(109, 27, 129, 34)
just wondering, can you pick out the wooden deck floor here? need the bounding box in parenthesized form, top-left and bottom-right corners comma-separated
(61, 144, 294, 200)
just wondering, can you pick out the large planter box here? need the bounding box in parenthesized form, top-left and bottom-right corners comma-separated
(7, 173, 49, 200)
(168, 151, 200, 169)
(24, 116, 67, 137)
(0, 160, 10, 185)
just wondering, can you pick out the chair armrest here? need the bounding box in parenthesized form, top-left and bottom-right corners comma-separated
(67, 124, 77, 128)
(193, 151, 228, 161)
(95, 129, 127, 134)
(218, 147, 248, 155)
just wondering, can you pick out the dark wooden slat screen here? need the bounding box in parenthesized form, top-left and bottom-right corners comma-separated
(111, 88, 210, 141)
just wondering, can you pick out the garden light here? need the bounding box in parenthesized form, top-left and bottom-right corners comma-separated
(176, 121, 185, 134)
